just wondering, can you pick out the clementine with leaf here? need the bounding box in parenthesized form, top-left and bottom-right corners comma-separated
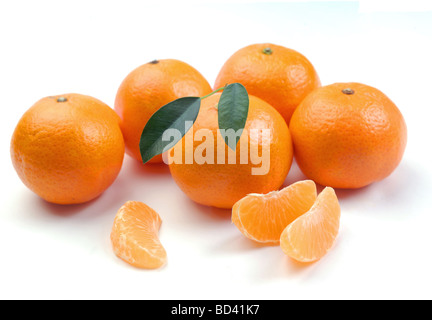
(168, 92, 293, 209)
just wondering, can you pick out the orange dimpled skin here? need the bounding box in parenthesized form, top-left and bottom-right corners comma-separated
(111, 201, 167, 269)
(114, 59, 212, 163)
(10, 94, 125, 205)
(168, 92, 293, 209)
(289, 82, 407, 189)
(214, 43, 321, 124)
(280, 187, 341, 263)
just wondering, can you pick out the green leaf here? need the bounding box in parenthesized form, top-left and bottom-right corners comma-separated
(218, 83, 249, 150)
(139, 96, 201, 164)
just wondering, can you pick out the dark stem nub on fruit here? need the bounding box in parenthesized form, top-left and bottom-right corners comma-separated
(57, 97, 67, 102)
(262, 47, 273, 55)
(149, 59, 159, 64)
(342, 88, 355, 95)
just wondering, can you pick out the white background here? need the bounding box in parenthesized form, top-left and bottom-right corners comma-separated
(1, 0, 432, 300)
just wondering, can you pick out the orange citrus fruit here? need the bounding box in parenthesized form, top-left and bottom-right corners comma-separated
(168, 92, 293, 209)
(114, 59, 212, 163)
(232, 180, 317, 244)
(10, 94, 125, 205)
(110, 201, 167, 269)
(280, 187, 341, 263)
(214, 43, 321, 124)
(289, 82, 407, 189)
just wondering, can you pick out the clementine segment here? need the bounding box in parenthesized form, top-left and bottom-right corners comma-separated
(232, 180, 317, 244)
(280, 187, 341, 263)
(214, 43, 321, 124)
(10, 94, 125, 205)
(290, 82, 407, 189)
(110, 201, 167, 269)
(114, 59, 212, 163)
(168, 92, 293, 209)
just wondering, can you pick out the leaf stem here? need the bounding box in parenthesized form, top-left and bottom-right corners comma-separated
(200, 85, 227, 100)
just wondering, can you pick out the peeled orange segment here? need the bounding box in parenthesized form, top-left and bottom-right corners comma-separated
(280, 187, 341, 263)
(110, 201, 167, 269)
(232, 180, 317, 244)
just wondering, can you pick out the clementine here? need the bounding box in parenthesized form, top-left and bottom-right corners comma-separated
(289, 82, 407, 189)
(168, 92, 293, 209)
(214, 43, 321, 124)
(114, 59, 212, 163)
(10, 94, 125, 204)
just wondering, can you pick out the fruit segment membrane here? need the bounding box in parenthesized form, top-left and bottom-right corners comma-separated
(111, 201, 167, 269)
(280, 187, 341, 263)
(232, 180, 317, 244)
